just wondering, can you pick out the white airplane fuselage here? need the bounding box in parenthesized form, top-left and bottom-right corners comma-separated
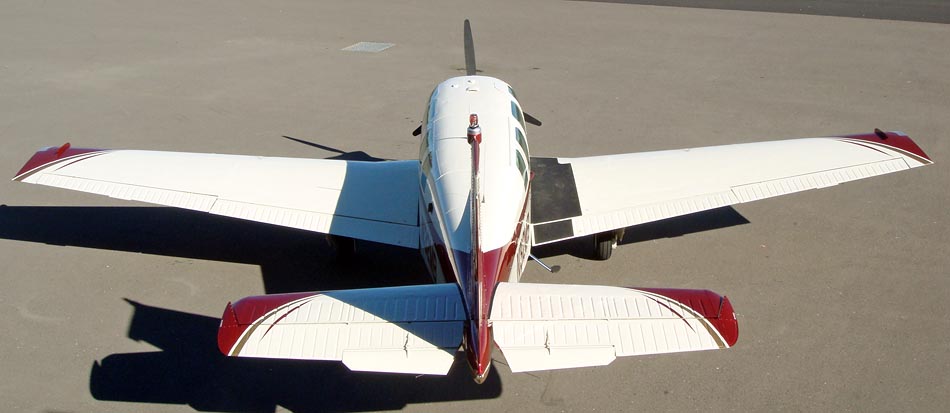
(418, 76, 533, 381)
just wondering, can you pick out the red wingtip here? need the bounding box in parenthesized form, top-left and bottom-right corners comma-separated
(715, 295, 739, 347)
(217, 301, 243, 356)
(639, 288, 739, 348)
(217, 292, 320, 356)
(842, 131, 932, 163)
(14, 143, 104, 180)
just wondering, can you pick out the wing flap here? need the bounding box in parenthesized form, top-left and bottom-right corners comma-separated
(219, 283, 465, 375)
(532, 131, 932, 245)
(490, 282, 737, 372)
(15, 146, 420, 247)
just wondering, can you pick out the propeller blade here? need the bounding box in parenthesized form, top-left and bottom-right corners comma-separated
(464, 19, 477, 76)
(524, 112, 542, 127)
(281, 136, 388, 161)
(412, 125, 422, 136)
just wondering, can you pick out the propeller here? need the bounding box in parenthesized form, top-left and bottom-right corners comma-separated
(464, 19, 477, 76)
(282, 135, 388, 162)
(466, 20, 542, 127)
(524, 112, 542, 127)
(410, 20, 541, 137)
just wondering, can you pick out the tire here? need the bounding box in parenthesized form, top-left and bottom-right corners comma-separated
(593, 232, 614, 260)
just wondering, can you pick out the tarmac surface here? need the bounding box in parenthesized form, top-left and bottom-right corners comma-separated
(2, 1, 948, 412)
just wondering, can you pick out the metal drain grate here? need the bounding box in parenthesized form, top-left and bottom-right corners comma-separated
(341, 42, 395, 53)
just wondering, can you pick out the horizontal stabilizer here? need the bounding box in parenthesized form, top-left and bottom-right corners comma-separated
(490, 282, 737, 372)
(218, 283, 465, 375)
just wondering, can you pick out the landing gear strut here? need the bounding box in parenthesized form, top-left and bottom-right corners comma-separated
(592, 229, 624, 261)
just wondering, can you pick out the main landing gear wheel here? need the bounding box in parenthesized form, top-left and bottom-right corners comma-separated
(327, 235, 356, 262)
(593, 229, 624, 261)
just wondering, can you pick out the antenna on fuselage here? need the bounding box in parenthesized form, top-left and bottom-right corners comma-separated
(464, 19, 477, 76)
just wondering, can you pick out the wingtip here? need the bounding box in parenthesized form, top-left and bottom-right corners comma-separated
(13, 143, 105, 181)
(842, 131, 933, 165)
(716, 295, 739, 347)
(639, 288, 739, 348)
(217, 301, 241, 356)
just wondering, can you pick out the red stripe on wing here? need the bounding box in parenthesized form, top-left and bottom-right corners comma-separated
(216, 291, 320, 355)
(14, 143, 105, 179)
(639, 288, 739, 347)
(842, 130, 932, 163)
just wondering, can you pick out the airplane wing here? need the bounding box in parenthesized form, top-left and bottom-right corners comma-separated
(489, 282, 737, 372)
(13, 144, 419, 247)
(530, 130, 932, 245)
(217, 283, 465, 375)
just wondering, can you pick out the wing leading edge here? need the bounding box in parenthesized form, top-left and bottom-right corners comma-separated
(14, 145, 420, 247)
(531, 131, 933, 245)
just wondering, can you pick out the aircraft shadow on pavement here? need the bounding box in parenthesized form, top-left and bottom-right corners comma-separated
(531, 206, 749, 259)
(0, 205, 431, 293)
(0, 204, 748, 282)
(0, 205, 499, 411)
(0, 204, 744, 411)
(89, 299, 501, 412)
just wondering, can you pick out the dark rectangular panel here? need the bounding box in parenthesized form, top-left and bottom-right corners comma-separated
(529, 157, 582, 224)
(532, 219, 575, 244)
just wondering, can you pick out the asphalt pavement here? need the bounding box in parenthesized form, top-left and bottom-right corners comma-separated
(1, 1, 948, 412)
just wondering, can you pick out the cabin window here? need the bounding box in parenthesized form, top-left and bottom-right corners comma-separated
(510, 101, 526, 130)
(419, 133, 429, 162)
(514, 149, 528, 186)
(422, 154, 433, 175)
(515, 127, 529, 158)
(426, 87, 439, 123)
(420, 88, 438, 160)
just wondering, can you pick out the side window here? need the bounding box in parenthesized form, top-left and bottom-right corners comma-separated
(514, 127, 529, 158)
(427, 87, 439, 126)
(514, 149, 528, 187)
(510, 101, 526, 130)
(507, 85, 518, 100)
(419, 133, 429, 162)
(420, 87, 438, 161)
(422, 153, 433, 176)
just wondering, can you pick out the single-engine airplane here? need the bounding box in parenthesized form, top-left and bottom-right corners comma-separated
(13, 21, 932, 383)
